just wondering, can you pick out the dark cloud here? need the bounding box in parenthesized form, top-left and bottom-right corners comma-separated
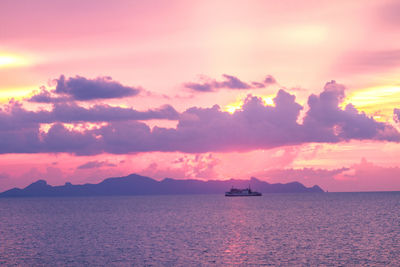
(184, 74, 276, 92)
(28, 88, 70, 103)
(28, 75, 141, 103)
(77, 160, 116, 169)
(52, 103, 179, 122)
(55, 75, 141, 100)
(0, 81, 399, 155)
(0, 124, 42, 153)
(264, 75, 276, 85)
(42, 123, 101, 155)
(28, 75, 141, 102)
(184, 82, 214, 92)
(0, 101, 178, 130)
(251, 82, 265, 88)
(0, 101, 52, 131)
(217, 74, 252, 89)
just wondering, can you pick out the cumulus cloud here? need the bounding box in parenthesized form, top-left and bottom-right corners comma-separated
(29, 75, 141, 102)
(0, 80, 399, 155)
(94, 82, 399, 154)
(184, 74, 276, 92)
(303, 81, 399, 142)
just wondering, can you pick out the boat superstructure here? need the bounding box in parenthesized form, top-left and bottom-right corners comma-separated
(225, 187, 262, 197)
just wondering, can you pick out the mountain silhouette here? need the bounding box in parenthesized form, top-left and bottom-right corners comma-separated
(0, 174, 324, 197)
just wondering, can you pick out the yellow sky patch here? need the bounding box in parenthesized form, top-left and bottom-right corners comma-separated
(344, 85, 400, 121)
(223, 95, 275, 114)
(0, 54, 31, 68)
(0, 87, 34, 103)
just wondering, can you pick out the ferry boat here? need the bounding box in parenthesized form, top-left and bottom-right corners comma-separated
(225, 187, 262, 197)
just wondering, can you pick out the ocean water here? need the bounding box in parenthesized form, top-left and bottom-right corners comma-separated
(0, 193, 399, 266)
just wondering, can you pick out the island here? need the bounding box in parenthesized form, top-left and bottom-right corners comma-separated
(0, 173, 324, 197)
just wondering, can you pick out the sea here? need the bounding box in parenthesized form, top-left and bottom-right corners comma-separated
(0, 192, 399, 266)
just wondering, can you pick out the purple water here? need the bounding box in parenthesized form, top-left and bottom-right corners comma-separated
(0, 192, 399, 266)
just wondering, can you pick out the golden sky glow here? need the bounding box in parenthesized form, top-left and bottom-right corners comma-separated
(278, 24, 328, 46)
(0, 54, 30, 68)
(224, 95, 275, 114)
(0, 87, 34, 103)
(345, 85, 400, 121)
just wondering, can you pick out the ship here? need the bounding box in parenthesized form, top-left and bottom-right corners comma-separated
(225, 187, 262, 197)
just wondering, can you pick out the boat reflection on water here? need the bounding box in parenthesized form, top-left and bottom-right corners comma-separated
(225, 187, 262, 197)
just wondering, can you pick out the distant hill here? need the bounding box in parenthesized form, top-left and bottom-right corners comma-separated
(0, 174, 324, 197)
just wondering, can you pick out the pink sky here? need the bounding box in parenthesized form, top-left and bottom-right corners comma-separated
(1, 0, 400, 192)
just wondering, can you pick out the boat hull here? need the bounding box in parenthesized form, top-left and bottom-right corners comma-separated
(225, 192, 262, 197)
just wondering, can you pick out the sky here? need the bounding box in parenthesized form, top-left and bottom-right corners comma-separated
(1, 0, 400, 192)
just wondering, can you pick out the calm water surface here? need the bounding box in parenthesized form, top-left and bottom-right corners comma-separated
(0, 192, 399, 266)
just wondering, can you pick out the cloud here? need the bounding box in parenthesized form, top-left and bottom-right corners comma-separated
(42, 123, 101, 155)
(184, 74, 276, 92)
(77, 160, 116, 169)
(28, 88, 70, 103)
(0, 101, 178, 130)
(139, 162, 187, 180)
(140, 154, 219, 180)
(394, 108, 400, 123)
(104, 82, 399, 153)
(29, 75, 141, 102)
(0, 128, 42, 153)
(56, 75, 141, 100)
(184, 81, 214, 92)
(52, 102, 179, 122)
(303, 81, 399, 142)
(80, 82, 398, 155)
(0, 81, 399, 155)
(264, 74, 276, 85)
(173, 154, 219, 178)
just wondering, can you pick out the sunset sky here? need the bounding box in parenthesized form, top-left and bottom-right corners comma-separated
(1, 0, 400, 192)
